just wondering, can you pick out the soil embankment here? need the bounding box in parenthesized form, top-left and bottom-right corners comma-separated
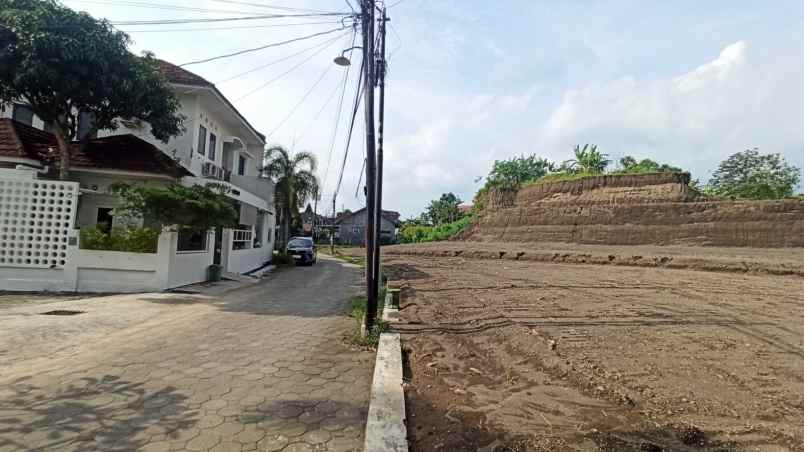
(469, 173, 804, 248)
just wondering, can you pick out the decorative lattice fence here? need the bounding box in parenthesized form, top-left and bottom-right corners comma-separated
(0, 171, 79, 268)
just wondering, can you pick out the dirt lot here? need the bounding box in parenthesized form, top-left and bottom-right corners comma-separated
(378, 245, 804, 451)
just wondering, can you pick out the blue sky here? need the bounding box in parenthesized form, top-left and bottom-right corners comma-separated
(63, 0, 804, 217)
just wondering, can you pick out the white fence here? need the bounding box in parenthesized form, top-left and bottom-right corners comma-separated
(0, 168, 215, 293)
(0, 170, 79, 268)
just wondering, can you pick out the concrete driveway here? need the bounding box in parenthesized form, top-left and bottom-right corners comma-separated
(0, 256, 375, 452)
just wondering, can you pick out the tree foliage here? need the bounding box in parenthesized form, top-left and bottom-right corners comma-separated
(262, 145, 320, 246)
(425, 192, 463, 225)
(617, 156, 682, 173)
(486, 155, 554, 189)
(0, 0, 183, 178)
(564, 144, 610, 174)
(111, 183, 238, 231)
(707, 148, 800, 199)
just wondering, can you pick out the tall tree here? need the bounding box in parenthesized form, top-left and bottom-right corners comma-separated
(565, 144, 611, 174)
(707, 148, 800, 199)
(262, 145, 320, 248)
(426, 192, 463, 225)
(0, 0, 183, 179)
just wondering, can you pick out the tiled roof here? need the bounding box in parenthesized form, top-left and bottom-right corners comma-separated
(0, 118, 189, 177)
(156, 60, 213, 87)
(334, 207, 402, 225)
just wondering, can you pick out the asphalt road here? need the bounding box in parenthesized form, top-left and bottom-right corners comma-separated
(0, 256, 375, 452)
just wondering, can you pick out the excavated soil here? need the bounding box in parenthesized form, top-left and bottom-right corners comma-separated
(379, 250, 804, 451)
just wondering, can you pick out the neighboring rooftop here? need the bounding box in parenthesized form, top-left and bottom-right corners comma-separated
(0, 118, 189, 177)
(335, 207, 402, 225)
(156, 59, 213, 87)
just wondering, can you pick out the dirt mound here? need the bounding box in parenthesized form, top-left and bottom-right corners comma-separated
(473, 173, 804, 248)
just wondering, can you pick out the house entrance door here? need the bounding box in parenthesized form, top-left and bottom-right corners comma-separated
(213, 227, 223, 266)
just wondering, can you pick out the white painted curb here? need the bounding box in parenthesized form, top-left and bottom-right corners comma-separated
(364, 332, 408, 452)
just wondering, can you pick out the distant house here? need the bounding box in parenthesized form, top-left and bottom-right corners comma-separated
(334, 208, 401, 246)
(299, 204, 326, 238)
(458, 203, 473, 215)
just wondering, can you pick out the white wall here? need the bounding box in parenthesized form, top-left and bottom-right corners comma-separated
(166, 231, 214, 288)
(0, 102, 46, 129)
(74, 249, 161, 292)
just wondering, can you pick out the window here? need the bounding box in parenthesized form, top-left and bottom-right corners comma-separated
(96, 208, 113, 233)
(177, 229, 208, 252)
(253, 212, 265, 248)
(238, 155, 247, 176)
(208, 133, 217, 161)
(77, 111, 96, 140)
(197, 125, 207, 157)
(12, 104, 34, 126)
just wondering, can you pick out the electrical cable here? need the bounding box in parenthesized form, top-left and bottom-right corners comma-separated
(120, 20, 346, 33)
(179, 26, 346, 66)
(210, 0, 339, 14)
(111, 13, 348, 26)
(261, 63, 334, 141)
(216, 32, 346, 84)
(66, 0, 278, 15)
(232, 32, 345, 100)
(333, 57, 364, 198)
(320, 31, 358, 193)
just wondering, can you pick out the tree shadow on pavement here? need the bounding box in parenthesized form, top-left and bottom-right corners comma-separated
(0, 374, 197, 451)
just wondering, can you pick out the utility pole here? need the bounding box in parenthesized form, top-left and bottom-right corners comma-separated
(330, 195, 336, 255)
(361, 0, 378, 334)
(372, 7, 388, 308)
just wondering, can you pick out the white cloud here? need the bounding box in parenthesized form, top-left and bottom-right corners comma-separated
(539, 40, 804, 180)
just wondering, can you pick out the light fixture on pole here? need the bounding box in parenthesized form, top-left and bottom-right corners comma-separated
(333, 46, 362, 66)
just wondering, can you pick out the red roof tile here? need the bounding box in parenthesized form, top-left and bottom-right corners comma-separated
(156, 60, 213, 87)
(0, 119, 189, 177)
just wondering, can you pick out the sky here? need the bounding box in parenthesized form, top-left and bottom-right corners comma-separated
(62, 0, 804, 218)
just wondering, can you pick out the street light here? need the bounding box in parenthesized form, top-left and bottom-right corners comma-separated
(333, 46, 362, 66)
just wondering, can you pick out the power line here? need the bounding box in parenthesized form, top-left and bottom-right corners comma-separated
(180, 26, 346, 66)
(111, 12, 348, 26)
(210, 0, 338, 14)
(66, 0, 277, 15)
(261, 63, 334, 141)
(387, 0, 408, 7)
(216, 32, 346, 84)
(355, 156, 365, 198)
(334, 57, 365, 198)
(120, 20, 345, 33)
(321, 31, 358, 192)
(232, 32, 345, 100)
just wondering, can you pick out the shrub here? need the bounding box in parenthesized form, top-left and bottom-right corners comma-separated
(399, 216, 472, 244)
(80, 226, 159, 253)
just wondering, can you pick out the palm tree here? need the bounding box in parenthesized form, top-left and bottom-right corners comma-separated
(565, 144, 611, 174)
(261, 145, 320, 249)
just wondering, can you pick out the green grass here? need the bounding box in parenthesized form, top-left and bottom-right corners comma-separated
(347, 287, 387, 347)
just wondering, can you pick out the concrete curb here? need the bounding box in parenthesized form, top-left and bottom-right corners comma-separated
(381, 289, 401, 323)
(364, 332, 408, 452)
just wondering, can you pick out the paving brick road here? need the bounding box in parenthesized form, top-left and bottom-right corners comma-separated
(0, 256, 375, 452)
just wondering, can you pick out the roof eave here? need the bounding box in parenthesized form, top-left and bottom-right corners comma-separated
(170, 83, 266, 147)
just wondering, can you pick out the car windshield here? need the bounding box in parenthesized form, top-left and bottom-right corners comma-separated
(287, 239, 312, 248)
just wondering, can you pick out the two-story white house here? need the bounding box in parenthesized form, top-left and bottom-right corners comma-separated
(0, 60, 275, 291)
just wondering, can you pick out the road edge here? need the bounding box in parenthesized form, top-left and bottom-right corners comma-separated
(364, 332, 408, 452)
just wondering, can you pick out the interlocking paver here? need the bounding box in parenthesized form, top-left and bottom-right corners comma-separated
(0, 257, 374, 451)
